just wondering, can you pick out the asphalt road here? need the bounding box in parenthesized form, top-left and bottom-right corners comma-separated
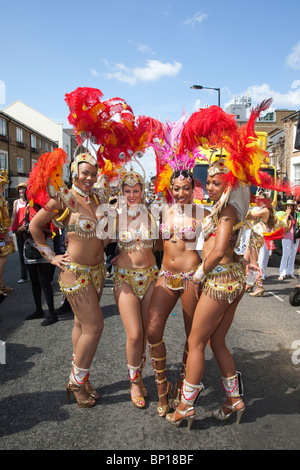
(0, 249, 299, 454)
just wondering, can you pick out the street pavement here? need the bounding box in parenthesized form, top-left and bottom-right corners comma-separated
(0, 248, 300, 453)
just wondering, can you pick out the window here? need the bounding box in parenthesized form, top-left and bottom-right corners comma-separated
(17, 157, 24, 173)
(45, 142, 49, 151)
(31, 135, 37, 148)
(0, 118, 6, 136)
(294, 163, 300, 185)
(0, 152, 7, 169)
(16, 127, 23, 143)
(40, 138, 43, 149)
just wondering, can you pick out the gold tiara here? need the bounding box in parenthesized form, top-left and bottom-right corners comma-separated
(71, 152, 98, 179)
(120, 169, 144, 188)
(207, 157, 229, 176)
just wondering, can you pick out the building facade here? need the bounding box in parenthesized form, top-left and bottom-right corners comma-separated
(0, 110, 58, 208)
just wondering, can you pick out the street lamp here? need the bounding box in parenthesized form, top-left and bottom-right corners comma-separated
(190, 84, 221, 107)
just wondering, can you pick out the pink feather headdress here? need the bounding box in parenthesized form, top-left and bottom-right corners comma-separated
(153, 115, 205, 200)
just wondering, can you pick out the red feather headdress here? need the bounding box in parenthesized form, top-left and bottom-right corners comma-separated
(27, 148, 68, 207)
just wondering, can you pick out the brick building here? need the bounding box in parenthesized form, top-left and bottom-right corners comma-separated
(0, 110, 58, 209)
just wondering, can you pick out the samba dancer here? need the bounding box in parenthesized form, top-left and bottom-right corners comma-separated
(146, 117, 203, 417)
(165, 103, 274, 429)
(28, 87, 131, 408)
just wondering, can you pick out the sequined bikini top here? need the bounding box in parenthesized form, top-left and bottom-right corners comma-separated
(160, 218, 197, 241)
(65, 214, 98, 238)
(118, 227, 155, 251)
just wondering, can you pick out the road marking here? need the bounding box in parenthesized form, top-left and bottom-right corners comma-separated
(269, 291, 284, 302)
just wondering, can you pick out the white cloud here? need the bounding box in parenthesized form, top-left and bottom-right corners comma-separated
(286, 41, 300, 69)
(225, 83, 300, 111)
(183, 11, 208, 27)
(137, 43, 156, 56)
(91, 68, 100, 77)
(104, 59, 182, 85)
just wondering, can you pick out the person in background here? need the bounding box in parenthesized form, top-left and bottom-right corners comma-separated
(278, 199, 300, 280)
(0, 169, 15, 295)
(24, 203, 58, 326)
(244, 190, 277, 296)
(11, 182, 29, 284)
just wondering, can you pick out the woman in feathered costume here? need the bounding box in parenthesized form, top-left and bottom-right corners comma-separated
(166, 102, 274, 429)
(28, 87, 131, 409)
(0, 169, 15, 298)
(99, 110, 165, 409)
(146, 116, 204, 417)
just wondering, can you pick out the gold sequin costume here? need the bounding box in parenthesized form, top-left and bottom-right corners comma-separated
(159, 264, 200, 291)
(59, 261, 106, 299)
(113, 264, 159, 300)
(202, 262, 245, 303)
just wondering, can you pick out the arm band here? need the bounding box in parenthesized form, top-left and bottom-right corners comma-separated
(34, 243, 56, 262)
(193, 264, 206, 284)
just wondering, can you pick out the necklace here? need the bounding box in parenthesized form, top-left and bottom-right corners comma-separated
(127, 208, 140, 220)
(72, 184, 91, 204)
(174, 202, 193, 217)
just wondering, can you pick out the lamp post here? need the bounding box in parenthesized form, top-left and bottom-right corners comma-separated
(190, 84, 221, 107)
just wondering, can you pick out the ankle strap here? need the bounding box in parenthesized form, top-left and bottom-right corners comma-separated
(222, 371, 243, 397)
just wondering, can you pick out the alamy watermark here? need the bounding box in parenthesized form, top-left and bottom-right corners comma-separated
(96, 200, 204, 250)
(291, 340, 300, 365)
(0, 340, 6, 364)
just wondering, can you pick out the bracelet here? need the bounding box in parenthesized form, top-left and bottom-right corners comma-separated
(193, 264, 206, 284)
(34, 243, 56, 262)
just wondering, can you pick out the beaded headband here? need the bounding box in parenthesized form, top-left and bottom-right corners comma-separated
(71, 152, 98, 180)
(207, 157, 230, 177)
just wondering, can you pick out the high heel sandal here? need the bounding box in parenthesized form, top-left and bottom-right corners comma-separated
(212, 400, 245, 424)
(249, 287, 264, 297)
(66, 381, 96, 408)
(72, 355, 99, 401)
(128, 364, 145, 409)
(84, 380, 100, 401)
(245, 284, 254, 293)
(0, 284, 13, 293)
(157, 380, 172, 417)
(166, 406, 195, 430)
(212, 372, 245, 424)
(149, 339, 172, 416)
(166, 380, 204, 430)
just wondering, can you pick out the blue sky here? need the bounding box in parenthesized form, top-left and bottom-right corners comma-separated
(1, 0, 300, 177)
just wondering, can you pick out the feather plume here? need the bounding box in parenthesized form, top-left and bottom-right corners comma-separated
(27, 148, 68, 207)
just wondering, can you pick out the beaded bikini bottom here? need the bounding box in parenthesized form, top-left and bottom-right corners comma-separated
(113, 263, 159, 300)
(203, 262, 245, 304)
(159, 264, 200, 291)
(59, 261, 106, 298)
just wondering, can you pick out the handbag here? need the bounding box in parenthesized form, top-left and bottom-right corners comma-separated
(24, 238, 42, 260)
(23, 206, 42, 259)
(295, 227, 300, 239)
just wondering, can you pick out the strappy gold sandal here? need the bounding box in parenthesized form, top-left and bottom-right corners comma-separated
(212, 372, 245, 424)
(149, 339, 173, 416)
(166, 380, 204, 430)
(66, 381, 96, 408)
(128, 364, 145, 409)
